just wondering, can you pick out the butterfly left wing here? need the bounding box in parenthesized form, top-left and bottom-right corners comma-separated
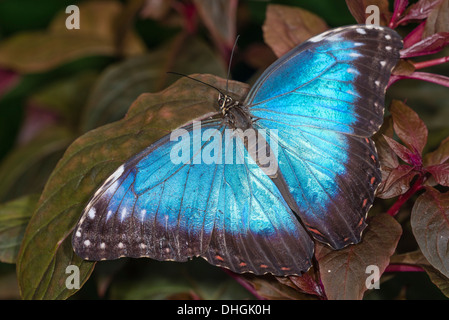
(246, 25, 402, 249)
(72, 120, 314, 276)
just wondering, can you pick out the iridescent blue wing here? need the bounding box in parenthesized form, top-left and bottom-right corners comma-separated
(247, 25, 402, 249)
(72, 119, 313, 276)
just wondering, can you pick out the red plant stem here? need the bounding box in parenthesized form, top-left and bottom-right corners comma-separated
(385, 264, 425, 272)
(387, 174, 425, 216)
(391, 72, 449, 88)
(413, 56, 449, 70)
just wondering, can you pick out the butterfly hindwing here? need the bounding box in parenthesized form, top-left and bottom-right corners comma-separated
(72, 120, 314, 275)
(247, 25, 402, 248)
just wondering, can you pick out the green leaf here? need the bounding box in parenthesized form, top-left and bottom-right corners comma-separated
(421, 265, 449, 298)
(108, 259, 253, 300)
(315, 214, 402, 300)
(0, 126, 74, 202)
(0, 1, 144, 73)
(16, 74, 249, 299)
(29, 71, 99, 125)
(80, 35, 227, 132)
(0, 194, 38, 263)
(411, 187, 449, 278)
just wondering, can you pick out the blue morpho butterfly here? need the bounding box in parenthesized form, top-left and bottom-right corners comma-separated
(72, 25, 402, 276)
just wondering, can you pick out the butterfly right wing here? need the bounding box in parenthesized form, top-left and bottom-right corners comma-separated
(72, 120, 314, 276)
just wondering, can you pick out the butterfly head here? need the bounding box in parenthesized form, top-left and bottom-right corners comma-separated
(218, 93, 237, 113)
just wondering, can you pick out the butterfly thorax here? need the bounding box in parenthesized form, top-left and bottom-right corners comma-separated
(218, 93, 252, 130)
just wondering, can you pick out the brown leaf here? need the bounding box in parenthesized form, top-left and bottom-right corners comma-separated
(244, 275, 316, 300)
(263, 4, 328, 58)
(411, 187, 449, 278)
(392, 59, 416, 76)
(315, 214, 402, 300)
(390, 249, 431, 266)
(424, 0, 449, 36)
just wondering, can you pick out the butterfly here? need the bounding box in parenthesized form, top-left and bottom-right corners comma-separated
(72, 25, 402, 276)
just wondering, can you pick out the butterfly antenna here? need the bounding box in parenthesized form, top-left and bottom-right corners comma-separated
(166, 71, 225, 97)
(226, 34, 240, 93)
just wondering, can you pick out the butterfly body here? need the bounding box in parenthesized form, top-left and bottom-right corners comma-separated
(219, 94, 252, 130)
(73, 25, 402, 276)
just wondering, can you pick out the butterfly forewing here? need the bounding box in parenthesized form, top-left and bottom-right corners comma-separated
(72, 120, 314, 275)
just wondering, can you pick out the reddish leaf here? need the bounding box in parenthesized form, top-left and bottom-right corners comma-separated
(401, 32, 449, 57)
(345, 0, 391, 25)
(411, 187, 449, 278)
(263, 4, 328, 58)
(377, 164, 418, 199)
(403, 21, 426, 48)
(0, 69, 19, 97)
(244, 275, 315, 300)
(315, 214, 402, 300)
(383, 135, 418, 165)
(397, 0, 444, 25)
(425, 163, 449, 186)
(193, 0, 238, 51)
(390, 0, 409, 27)
(276, 272, 325, 298)
(390, 100, 428, 156)
(424, 136, 449, 166)
(374, 117, 398, 169)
